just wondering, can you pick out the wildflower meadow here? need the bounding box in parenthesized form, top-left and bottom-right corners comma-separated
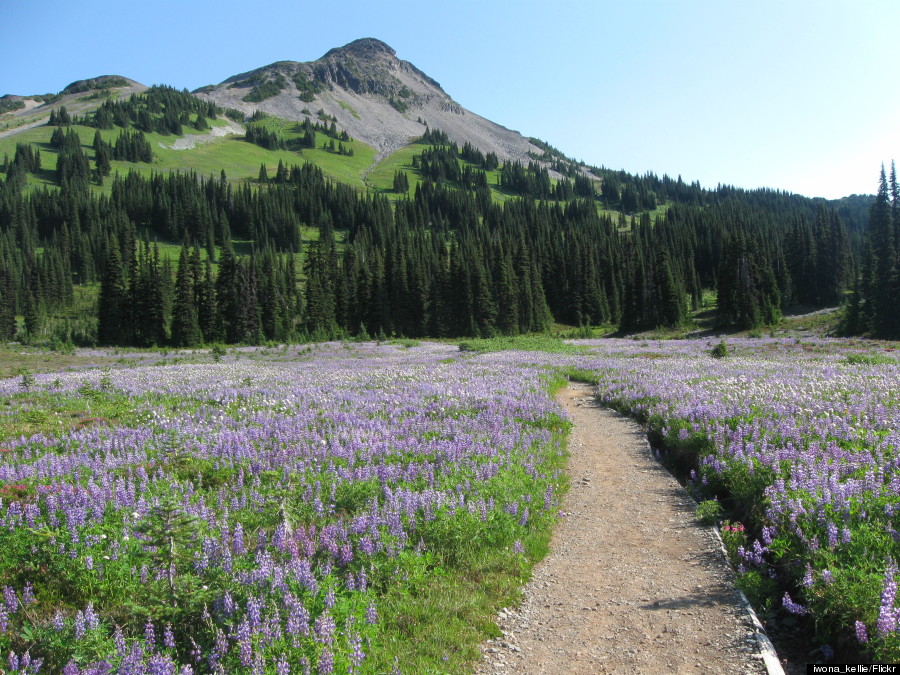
(0, 337, 898, 671)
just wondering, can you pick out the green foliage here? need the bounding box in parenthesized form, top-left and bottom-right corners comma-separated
(735, 570, 779, 616)
(694, 499, 724, 525)
(458, 334, 585, 355)
(0, 98, 26, 114)
(844, 352, 897, 365)
(132, 492, 202, 610)
(719, 521, 747, 567)
(293, 71, 323, 102)
(710, 340, 729, 358)
(241, 73, 287, 102)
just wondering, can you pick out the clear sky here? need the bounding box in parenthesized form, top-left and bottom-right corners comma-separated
(2, 0, 897, 199)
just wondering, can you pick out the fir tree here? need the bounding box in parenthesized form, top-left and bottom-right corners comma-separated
(170, 245, 201, 347)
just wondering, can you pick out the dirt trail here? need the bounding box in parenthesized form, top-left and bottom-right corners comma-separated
(475, 385, 782, 675)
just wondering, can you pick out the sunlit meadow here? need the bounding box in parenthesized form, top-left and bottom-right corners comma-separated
(0, 337, 898, 670)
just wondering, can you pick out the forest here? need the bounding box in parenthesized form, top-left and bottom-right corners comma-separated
(0, 84, 897, 347)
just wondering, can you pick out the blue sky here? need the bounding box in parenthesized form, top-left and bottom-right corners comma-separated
(2, 0, 897, 199)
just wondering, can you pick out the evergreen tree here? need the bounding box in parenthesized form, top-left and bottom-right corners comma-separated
(170, 244, 201, 347)
(0, 266, 17, 340)
(97, 245, 130, 345)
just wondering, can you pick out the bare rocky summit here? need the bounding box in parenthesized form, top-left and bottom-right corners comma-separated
(194, 38, 545, 163)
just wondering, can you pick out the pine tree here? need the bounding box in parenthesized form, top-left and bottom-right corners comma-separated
(0, 266, 17, 341)
(97, 246, 129, 345)
(170, 245, 201, 347)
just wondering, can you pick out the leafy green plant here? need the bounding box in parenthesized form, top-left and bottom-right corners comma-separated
(695, 499, 724, 525)
(19, 369, 35, 391)
(132, 494, 201, 609)
(845, 353, 896, 366)
(210, 343, 226, 362)
(710, 340, 728, 358)
(720, 521, 746, 566)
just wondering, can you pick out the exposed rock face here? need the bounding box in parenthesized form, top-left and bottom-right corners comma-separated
(195, 38, 542, 163)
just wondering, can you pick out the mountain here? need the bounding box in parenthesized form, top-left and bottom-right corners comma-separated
(0, 76, 146, 139)
(194, 38, 543, 164)
(0, 39, 886, 348)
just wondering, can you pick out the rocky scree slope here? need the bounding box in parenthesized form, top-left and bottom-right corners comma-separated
(194, 38, 544, 163)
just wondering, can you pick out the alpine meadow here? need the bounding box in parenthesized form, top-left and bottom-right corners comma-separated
(1, 31, 900, 674)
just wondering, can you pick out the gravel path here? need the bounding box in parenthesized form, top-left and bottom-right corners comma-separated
(159, 119, 244, 150)
(474, 384, 780, 675)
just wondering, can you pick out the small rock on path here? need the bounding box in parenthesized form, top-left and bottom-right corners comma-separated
(474, 384, 776, 675)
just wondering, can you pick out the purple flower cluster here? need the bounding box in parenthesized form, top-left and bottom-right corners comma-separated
(554, 337, 899, 656)
(0, 342, 567, 670)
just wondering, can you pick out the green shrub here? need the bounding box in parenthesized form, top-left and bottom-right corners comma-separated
(695, 499, 724, 525)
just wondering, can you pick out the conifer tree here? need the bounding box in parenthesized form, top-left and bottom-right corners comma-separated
(170, 244, 201, 347)
(97, 245, 129, 345)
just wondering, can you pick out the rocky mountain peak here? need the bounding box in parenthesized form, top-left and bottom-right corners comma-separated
(322, 38, 397, 61)
(195, 38, 542, 166)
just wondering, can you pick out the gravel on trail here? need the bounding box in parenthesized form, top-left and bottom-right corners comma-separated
(475, 384, 784, 675)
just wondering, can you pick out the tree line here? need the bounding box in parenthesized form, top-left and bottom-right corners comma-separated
(0, 115, 885, 346)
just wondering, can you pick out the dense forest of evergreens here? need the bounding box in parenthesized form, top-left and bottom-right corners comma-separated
(0, 84, 893, 347)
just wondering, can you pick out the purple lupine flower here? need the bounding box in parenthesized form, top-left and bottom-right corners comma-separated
(223, 591, 236, 616)
(314, 610, 335, 645)
(74, 610, 86, 639)
(236, 619, 253, 667)
(52, 610, 65, 631)
(365, 601, 378, 625)
(114, 625, 127, 655)
(8, 651, 19, 672)
(246, 596, 264, 628)
(324, 587, 335, 609)
(782, 592, 809, 616)
(276, 653, 291, 675)
(348, 629, 365, 674)
(163, 622, 176, 649)
(856, 620, 869, 643)
(878, 564, 898, 637)
(317, 647, 333, 675)
(84, 602, 99, 631)
(144, 619, 156, 646)
(518, 507, 529, 527)
(21, 583, 34, 606)
(233, 523, 245, 556)
(802, 564, 814, 587)
(513, 539, 524, 554)
(2, 586, 17, 613)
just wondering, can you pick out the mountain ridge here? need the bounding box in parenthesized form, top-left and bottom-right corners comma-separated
(193, 38, 543, 164)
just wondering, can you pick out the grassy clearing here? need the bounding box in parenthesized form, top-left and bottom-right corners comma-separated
(365, 145, 421, 195)
(1, 117, 378, 191)
(457, 334, 589, 354)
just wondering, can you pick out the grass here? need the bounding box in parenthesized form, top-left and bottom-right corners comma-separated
(365, 145, 421, 195)
(0, 345, 117, 380)
(300, 142, 374, 188)
(457, 334, 589, 355)
(338, 100, 361, 119)
(0, 117, 378, 192)
(0, 384, 142, 443)
(0, 345, 572, 671)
